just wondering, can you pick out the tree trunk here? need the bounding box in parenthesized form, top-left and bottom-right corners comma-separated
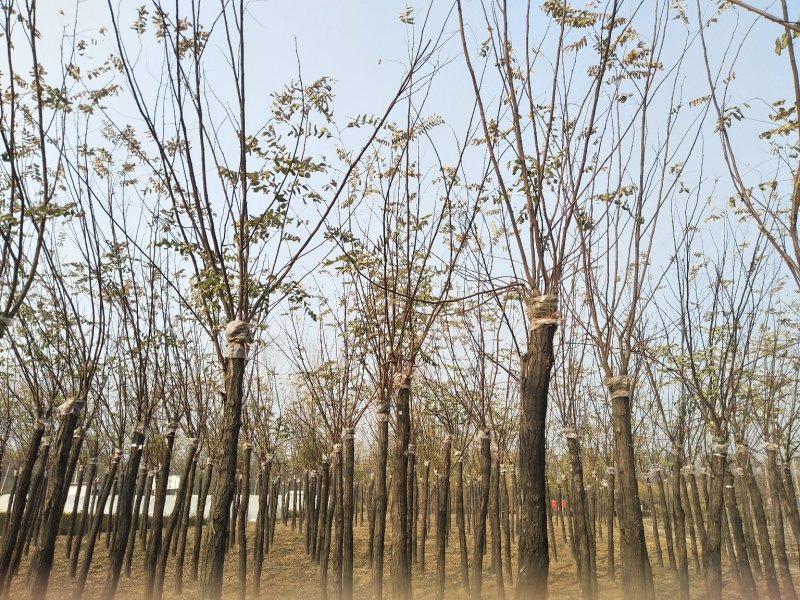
(566, 433, 598, 600)
(29, 414, 84, 599)
(703, 439, 726, 600)
(74, 452, 121, 600)
(606, 468, 615, 581)
(372, 399, 389, 600)
(238, 444, 252, 600)
(343, 428, 355, 600)
(420, 462, 430, 573)
(490, 454, 505, 600)
(175, 456, 197, 593)
(251, 458, 271, 597)
(65, 465, 85, 560)
(154, 440, 198, 600)
(607, 375, 653, 600)
(124, 468, 148, 578)
(70, 460, 97, 579)
(672, 460, 689, 600)
(201, 351, 246, 600)
(472, 430, 491, 600)
(516, 309, 556, 599)
(737, 445, 781, 600)
(102, 426, 146, 600)
(436, 436, 452, 600)
(193, 462, 213, 582)
(0, 421, 45, 591)
(723, 465, 757, 599)
(680, 472, 700, 575)
(655, 469, 676, 572)
(501, 466, 512, 583)
(766, 445, 797, 600)
(145, 425, 177, 600)
(455, 451, 470, 594)
(391, 375, 412, 600)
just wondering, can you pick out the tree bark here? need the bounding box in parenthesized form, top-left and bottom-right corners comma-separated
(489, 453, 505, 600)
(607, 376, 653, 600)
(343, 428, 355, 600)
(373, 402, 389, 600)
(145, 425, 177, 600)
(737, 445, 781, 600)
(436, 436, 452, 600)
(391, 376, 412, 600)
(472, 430, 491, 600)
(74, 452, 121, 600)
(102, 426, 146, 600)
(238, 445, 252, 600)
(566, 433, 598, 600)
(766, 445, 797, 600)
(201, 351, 246, 600)
(0, 421, 45, 591)
(455, 451, 470, 594)
(516, 316, 556, 599)
(723, 465, 757, 599)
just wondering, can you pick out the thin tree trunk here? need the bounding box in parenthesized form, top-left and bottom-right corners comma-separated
(238, 444, 252, 600)
(0, 422, 45, 591)
(655, 469, 676, 572)
(605, 468, 615, 581)
(343, 428, 355, 600)
(175, 456, 197, 594)
(420, 461, 430, 573)
(65, 465, 85, 560)
(391, 375, 412, 600)
(102, 426, 146, 600)
(737, 445, 781, 600)
(373, 399, 389, 600)
(471, 430, 491, 600)
(566, 433, 598, 600)
(193, 462, 213, 582)
(489, 453, 505, 600)
(70, 460, 97, 579)
(73, 452, 121, 600)
(154, 440, 198, 600)
(145, 425, 177, 600)
(672, 459, 690, 600)
(436, 436, 452, 600)
(724, 465, 757, 599)
(766, 444, 797, 600)
(455, 451, 470, 594)
(124, 468, 148, 578)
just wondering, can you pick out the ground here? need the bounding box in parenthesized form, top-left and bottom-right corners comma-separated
(8, 515, 767, 599)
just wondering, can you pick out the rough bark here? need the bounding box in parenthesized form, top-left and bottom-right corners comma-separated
(373, 403, 389, 600)
(566, 433, 598, 600)
(607, 376, 653, 600)
(74, 452, 121, 600)
(391, 376, 412, 600)
(737, 446, 781, 600)
(102, 426, 146, 600)
(436, 436, 452, 600)
(516, 317, 556, 600)
(201, 352, 246, 600)
(471, 430, 491, 600)
(455, 452, 470, 594)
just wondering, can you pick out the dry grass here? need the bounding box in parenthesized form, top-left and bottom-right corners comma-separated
(7, 515, 771, 599)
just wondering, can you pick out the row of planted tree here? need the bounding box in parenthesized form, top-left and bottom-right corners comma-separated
(4, 407, 800, 600)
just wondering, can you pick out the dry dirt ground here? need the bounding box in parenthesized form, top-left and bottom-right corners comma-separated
(8, 516, 774, 599)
